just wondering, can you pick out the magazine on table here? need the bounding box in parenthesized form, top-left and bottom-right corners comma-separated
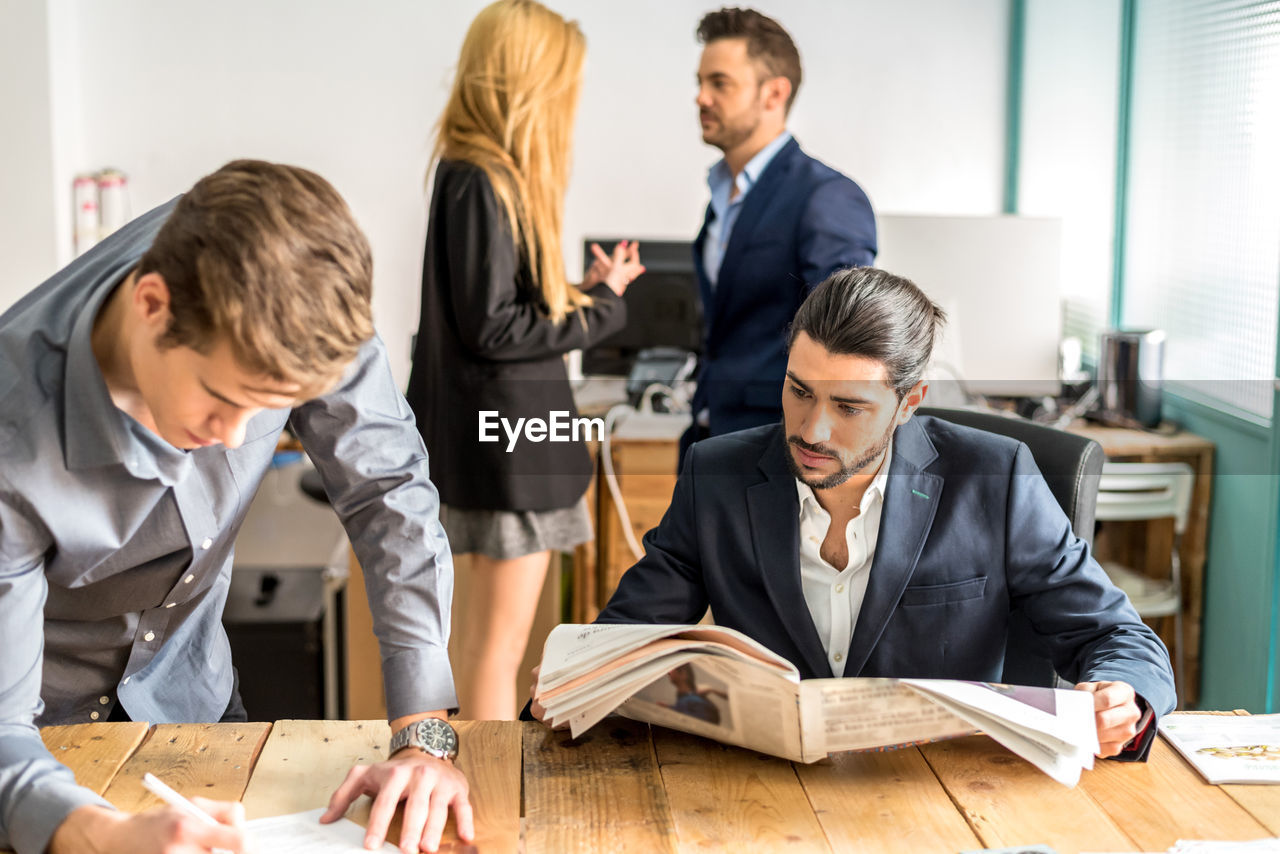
(535, 623, 1099, 786)
(1160, 713, 1280, 784)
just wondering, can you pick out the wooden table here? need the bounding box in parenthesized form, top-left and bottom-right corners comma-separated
(23, 714, 1280, 853)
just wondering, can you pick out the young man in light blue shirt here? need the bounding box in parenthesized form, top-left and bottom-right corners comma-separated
(0, 160, 470, 854)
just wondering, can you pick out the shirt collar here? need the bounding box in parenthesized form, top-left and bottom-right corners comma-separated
(64, 277, 134, 471)
(795, 437, 895, 519)
(64, 276, 192, 485)
(706, 130, 793, 208)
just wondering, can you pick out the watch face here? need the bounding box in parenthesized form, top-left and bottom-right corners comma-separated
(416, 719, 458, 758)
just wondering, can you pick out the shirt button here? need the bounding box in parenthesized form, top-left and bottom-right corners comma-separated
(144, 631, 156, 642)
(835, 584, 846, 594)
(99, 696, 110, 705)
(90, 711, 100, 721)
(834, 653, 844, 662)
(165, 602, 176, 609)
(184, 575, 195, 584)
(201, 537, 213, 549)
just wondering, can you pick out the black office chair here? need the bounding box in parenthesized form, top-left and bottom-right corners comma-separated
(918, 407, 1106, 687)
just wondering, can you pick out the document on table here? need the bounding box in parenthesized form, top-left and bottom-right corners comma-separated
(246, 808, 398, 852)
(1160, 713, 1280, 784)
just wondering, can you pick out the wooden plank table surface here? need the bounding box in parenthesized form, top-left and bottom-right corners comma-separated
(27, 716, 1280, 853)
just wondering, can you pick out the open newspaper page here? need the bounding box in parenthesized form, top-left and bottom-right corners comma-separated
(537, 624, 802, 749)
(900, 680, 1098, 785)
(1160, 713, 1280, 784)
(616, 652, 806, 761)
(797, 678, 978, 763)
(797, 678, 1096, 784)
(538, 623, 794, 692)
(535, 624, 1098, 785)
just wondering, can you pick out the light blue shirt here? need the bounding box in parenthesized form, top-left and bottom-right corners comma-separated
(0, 200, 457, 854)
(702, 130, 793, 289)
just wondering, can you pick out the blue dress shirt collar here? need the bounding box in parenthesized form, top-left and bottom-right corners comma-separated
(706, 129, 793, 216)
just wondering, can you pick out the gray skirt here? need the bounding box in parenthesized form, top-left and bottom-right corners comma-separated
(439, 498, 592, 560)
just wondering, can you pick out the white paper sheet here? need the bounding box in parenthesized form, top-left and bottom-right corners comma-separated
(246, 808, 398, 853)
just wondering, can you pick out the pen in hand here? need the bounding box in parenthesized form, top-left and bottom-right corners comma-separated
(141, 772, 241, 853)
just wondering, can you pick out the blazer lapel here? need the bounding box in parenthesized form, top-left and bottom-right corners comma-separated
(710, 138, 801, 331)
(747, 430, 832, 679)
(693, 205, 714, 332)
(845, 418, 944, 676)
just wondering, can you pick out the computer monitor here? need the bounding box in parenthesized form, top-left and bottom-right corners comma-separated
(580, 238, 702, 376)
(874, 215, 1063, 398)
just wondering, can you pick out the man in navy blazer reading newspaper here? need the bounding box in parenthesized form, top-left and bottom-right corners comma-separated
(542, 267, 1175, 761)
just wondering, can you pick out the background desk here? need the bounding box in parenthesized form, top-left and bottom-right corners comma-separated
(22, 713, 1279, 853)
(577, 422, 1214, 707)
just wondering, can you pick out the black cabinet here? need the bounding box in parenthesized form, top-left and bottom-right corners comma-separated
(223, 566, 342, 722)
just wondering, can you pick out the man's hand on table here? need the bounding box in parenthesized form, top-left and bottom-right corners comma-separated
(50, 800, 247, 854)
(321, 725, 473, 854)
(1075, 680, 1144, 757)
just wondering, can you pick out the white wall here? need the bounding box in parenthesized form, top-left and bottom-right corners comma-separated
(5, 0, 1009, 383)
(0, 0, 58, 308)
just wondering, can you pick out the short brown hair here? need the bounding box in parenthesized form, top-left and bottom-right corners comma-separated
(137, 160, 374, 399)
(697, 7, 802, 112)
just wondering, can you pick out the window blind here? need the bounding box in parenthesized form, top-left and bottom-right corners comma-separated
(1122, 0, 1280, 418)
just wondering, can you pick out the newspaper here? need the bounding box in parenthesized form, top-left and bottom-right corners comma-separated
(536, 623, 1099, 786)
(1159, 713, 1280, 784)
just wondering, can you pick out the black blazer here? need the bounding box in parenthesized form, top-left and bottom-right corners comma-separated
(405, 161, 626, 511)
(691, 138, 877, 436)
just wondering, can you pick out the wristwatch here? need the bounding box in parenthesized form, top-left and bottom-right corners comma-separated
(389, 718, 459, 762)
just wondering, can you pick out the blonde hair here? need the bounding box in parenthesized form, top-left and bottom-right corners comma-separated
(434, 0, 588, 324)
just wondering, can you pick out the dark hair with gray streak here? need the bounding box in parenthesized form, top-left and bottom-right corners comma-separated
(787, 267, 947, 398)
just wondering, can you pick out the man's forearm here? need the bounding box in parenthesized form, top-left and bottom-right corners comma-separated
(0, 729, 113, 854)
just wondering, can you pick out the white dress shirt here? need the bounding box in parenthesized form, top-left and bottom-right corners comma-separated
(795, 441, 893, 676)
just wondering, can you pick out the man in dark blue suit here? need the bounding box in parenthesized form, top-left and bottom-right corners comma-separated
(687, 8, 877, 454)
(595, 267, 1176, 760)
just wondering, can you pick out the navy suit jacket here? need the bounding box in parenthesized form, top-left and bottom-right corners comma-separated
(598, 418, 1176, 757)
(692, 138, 876, 436)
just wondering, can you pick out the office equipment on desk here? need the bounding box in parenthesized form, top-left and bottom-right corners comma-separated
(1098, 328, 1167, 428)
(875, 214, 1063, 398)
(623, 346, 697, 410)
(1095, 462, 1194, 701)
(580, 238, 701, 377)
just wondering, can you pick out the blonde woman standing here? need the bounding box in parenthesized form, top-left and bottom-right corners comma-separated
(406, 0, 643, 720)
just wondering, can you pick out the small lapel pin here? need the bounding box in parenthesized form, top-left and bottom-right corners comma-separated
(911, 489, 930, 500)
